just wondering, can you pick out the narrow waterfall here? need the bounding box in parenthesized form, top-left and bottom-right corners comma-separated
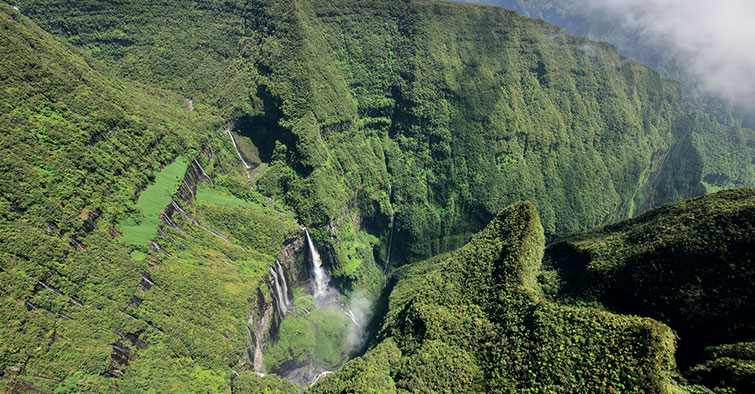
(193, 159, 214, 186)
(169, 200, 245, 250)
(150, 241, 172, 257)
(226, 127, 252, 170)
(275, 259, 291, 306)
(305, 229, 333, 303)
(344, 307, 360, 327)
(269, 264, 290, 318)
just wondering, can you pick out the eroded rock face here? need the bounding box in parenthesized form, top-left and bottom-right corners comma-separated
(244, 231, 307, 373)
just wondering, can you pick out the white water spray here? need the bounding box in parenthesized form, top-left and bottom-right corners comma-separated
(269, 266, 289, 318)
(269, 259, 293, 319)
(305, 228, 322, 267)
(306, 229, 333, 303)
(344, 307, 360, 327)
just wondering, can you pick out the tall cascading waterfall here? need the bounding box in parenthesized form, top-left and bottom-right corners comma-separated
(226, 126, 252, 170)
(225, 125, 255, 191)
(305, 229, 359, 325)
(268, 260, 292, 318)
(275, 259, 290, 306)
(263, 228, 368, 388)
(305, 228, 335, 304)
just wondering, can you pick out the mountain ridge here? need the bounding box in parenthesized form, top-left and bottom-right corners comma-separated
(1, 1, 754, 392)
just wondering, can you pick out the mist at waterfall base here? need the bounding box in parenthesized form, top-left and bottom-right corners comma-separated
(306, 229, 371, 350)
(262, 230, 372, 388)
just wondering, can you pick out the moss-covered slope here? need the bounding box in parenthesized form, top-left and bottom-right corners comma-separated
(16, 0, 755, 268)
(314, 201, 680, 393)
(544, 188, 755, 393)
(0, 4, 302, 392)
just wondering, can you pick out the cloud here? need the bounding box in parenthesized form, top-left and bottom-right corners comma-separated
(585, 0, 755, 108)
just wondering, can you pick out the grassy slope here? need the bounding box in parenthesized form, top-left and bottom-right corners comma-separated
(313, 201, 680, 393)
(544, 188, 755, 393)
(15, 0, 754, 272)
(119, 157, 188, 246)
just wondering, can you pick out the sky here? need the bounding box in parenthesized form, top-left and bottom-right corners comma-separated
(588, 0, 755, 106)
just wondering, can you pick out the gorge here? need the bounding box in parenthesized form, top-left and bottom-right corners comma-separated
(0, 0, 754, 393)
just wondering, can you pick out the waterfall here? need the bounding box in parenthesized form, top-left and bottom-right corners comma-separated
(275, 259, 291, 306)
(305, 229, 322, 267)
(305, 229, 332, 302)
(150, 241, 171, 257)
(269, 265, 290, 318)
(269, 277, 285, 319)
(344, 307, 360, 327)
(193, 159, 214, 186)
(169, 200, 245, 251)
(226, 127, 252, 170)
(308, 371, 332, 386)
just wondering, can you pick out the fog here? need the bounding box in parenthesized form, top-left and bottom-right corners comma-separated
(587, 0, 755, 107)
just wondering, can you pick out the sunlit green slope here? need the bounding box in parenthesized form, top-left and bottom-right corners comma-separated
(313, 190, 754, 393)
(16, 0, 755, 268)
(0, 4, 301, 392)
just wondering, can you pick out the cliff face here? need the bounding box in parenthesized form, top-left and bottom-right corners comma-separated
(17, 0, 755, 269)
(313, 190, 755, 393)
(2, 0, 755, 392)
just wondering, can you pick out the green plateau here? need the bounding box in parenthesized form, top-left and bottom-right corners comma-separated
(0, 0, 753, 393)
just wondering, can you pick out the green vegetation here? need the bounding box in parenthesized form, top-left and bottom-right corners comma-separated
(315, 201, 682, 392)
(2, 0, 754, 392)
(0, 4, 299, 392)
(231, 371, 299, 394)
(17, 0, 754, 270)
(263, 304, 354, 374)
(196, 184, 250, 208)
(543, 188, 755, 393)
(459, 0, 755, 128)
(119, 157, 188, 246)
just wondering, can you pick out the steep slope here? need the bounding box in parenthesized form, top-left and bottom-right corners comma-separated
(312, 190, 754, 393)
(456, 0, 755, 129)
(313, 201, 680, 392)
(0, 4, 305, 393)
(3, 0, 755, 392)
(544, 188, 755, 393)
(15, 0, 755, 271)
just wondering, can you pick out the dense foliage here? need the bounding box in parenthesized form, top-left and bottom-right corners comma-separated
(2, 0, 754, 392)
(544, 188, 755, 393)
(0, 4, 302, 392)
(314, 201, 683, 393)
(16, 0, 755, 268)
(457, 0, 755, 129)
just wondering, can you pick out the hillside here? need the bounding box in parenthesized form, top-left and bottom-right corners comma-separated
(15, 0, 755, 267)
(544, 188, 755, 393)
(1, 0, 754, 392)
(0, 3, 304, 392)
(312, 190, 754, 393)
(456, 0, 755, 129)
